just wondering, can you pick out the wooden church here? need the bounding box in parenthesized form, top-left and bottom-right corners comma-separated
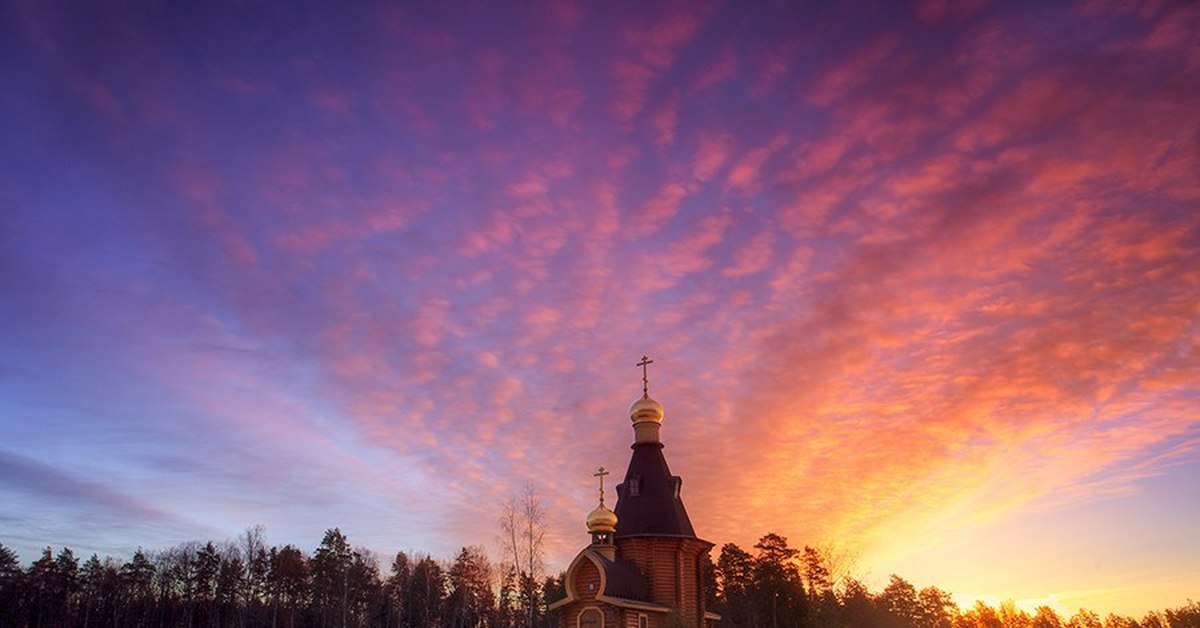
(549, 358, 719, 628)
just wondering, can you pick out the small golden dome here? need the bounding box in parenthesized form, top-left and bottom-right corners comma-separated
(629, 393, 664, 424)
(586, 503, 618, 533)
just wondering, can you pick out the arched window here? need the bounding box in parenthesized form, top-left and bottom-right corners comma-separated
(638, 613, 649, 628)
(579, 607, 603, 628)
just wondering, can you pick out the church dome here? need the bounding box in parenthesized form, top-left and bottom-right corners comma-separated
(586, 503, 618, 533)
(629, 394, 664, 424)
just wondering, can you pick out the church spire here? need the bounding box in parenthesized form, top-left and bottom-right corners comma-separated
(586, 466, 617, 548)
(630, 355, 664, 444)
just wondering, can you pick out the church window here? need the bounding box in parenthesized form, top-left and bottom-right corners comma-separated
(629, 476, 640, 496)
(638, 613, 649, 628)
(579, 607, 603, 628)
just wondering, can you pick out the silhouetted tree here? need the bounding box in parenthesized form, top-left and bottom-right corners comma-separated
(1102, 614, 1138, 628)
(917, 586, 957, 628)
(270, 544, 309, 628)
(445, 546, 494, 628)
(0, 544, 20, 625)
(998, 600, 1032, 628)
(1027, 607, 1065, 628)
(1140, 611, 1166, 628)
(312, 528, 355, 628)
(540, 572, 566, 628)
(701, 551, 719, 616)
(499, 484, 546, 628)
(496, 563, 519, 628)
(122, 548, 156, 627)
(385, 551, 413, 628)
(802, 545, 838, 627)
(753, 533, 807, 628)
(404, 555, 444, 628)
(151, 543, 193, 627)
(241, 525, 271, 625)
(969, 600, 1004, 628)
(716, 543, 756, 627)
(840, 577, 886, 628)
(1163, 600, 1200, 628)
(190, 540, 221, 626)
(881, 575, 920, 628)
(216, 543, 246, 627)
(1067, 609, 1103, 628)
(801, 546, 832, 599)
(79, 553, 117, 628)
(349, 548, 384, 628)
(27, 547, 59, 627)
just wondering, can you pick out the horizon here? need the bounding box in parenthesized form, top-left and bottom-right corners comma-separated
(1, 0, 1197, 620)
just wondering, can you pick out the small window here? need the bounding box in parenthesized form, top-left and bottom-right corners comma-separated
(579, 607, 603, 628)
(629, 476, 640, 496)
(638, 613, 649, 628)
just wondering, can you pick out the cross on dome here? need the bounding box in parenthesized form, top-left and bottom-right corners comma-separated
(594, 466, 610, 506)
(636, 355, 653, 396)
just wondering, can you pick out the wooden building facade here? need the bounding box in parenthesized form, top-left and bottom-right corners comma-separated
(549, 374, 719, 628)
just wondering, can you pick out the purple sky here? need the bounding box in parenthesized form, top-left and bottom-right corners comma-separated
(1, 0, 1198, 617)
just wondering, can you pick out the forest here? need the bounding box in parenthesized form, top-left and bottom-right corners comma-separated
(1, 528, 1196, 628)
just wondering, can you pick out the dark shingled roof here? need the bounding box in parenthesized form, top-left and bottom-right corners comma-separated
(592, 553, 650, 601)
(613, 442, 696, 538)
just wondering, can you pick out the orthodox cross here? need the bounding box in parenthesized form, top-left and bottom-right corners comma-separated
(594, 466, 610, 505)
(636, 355, 654, 396)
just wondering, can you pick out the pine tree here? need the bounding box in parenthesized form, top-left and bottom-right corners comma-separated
(716, 543, 755, 627)
(312, 528, 354, 628)
(445, 546, 494, 628)
(0, 544, 22, 626)
(270, 545, 309, 628)
(753, 534, 807, 628)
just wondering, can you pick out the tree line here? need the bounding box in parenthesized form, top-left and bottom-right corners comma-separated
(0, 526, 564, 628)
(1, 529, 1196, 628)
(709, 533, 1199, 628)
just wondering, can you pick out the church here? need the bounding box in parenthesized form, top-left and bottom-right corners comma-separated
(548, 358, 719, 628)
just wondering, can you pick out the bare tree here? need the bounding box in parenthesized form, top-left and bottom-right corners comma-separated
(498, 483, 545, 628)
(240, 525, 270, 624)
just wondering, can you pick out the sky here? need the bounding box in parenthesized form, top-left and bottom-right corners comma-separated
(1, 0, 1198, 618)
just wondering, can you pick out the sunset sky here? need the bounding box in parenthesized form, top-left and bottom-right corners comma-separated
(1, 0, 1197, 618)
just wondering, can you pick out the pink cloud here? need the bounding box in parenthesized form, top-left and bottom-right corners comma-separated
(634, 213, 731, 292)
(690, 133, 735, 182)
(807, 35, 901, 106)
(650, 93, 680, 148)
(168, 165, 259, 267)
(630, 180, 690, 238)
(689, 46, 738, 94)
(610, 60, 656, 122)
(726, 133, 790, 192)
(916, 0, 989, 25)
(610, 7, 707, 121)
(309, 87, 355, 114)
(723, 228, 776, 278)
(524, 306, 563, 326)
(74, 79, 123, 120)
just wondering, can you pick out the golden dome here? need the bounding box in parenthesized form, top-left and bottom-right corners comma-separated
(586, 503, 618, 534)
(629, 393, 664, 424)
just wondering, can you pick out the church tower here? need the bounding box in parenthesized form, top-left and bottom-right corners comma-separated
(549, 358, 718, 628)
